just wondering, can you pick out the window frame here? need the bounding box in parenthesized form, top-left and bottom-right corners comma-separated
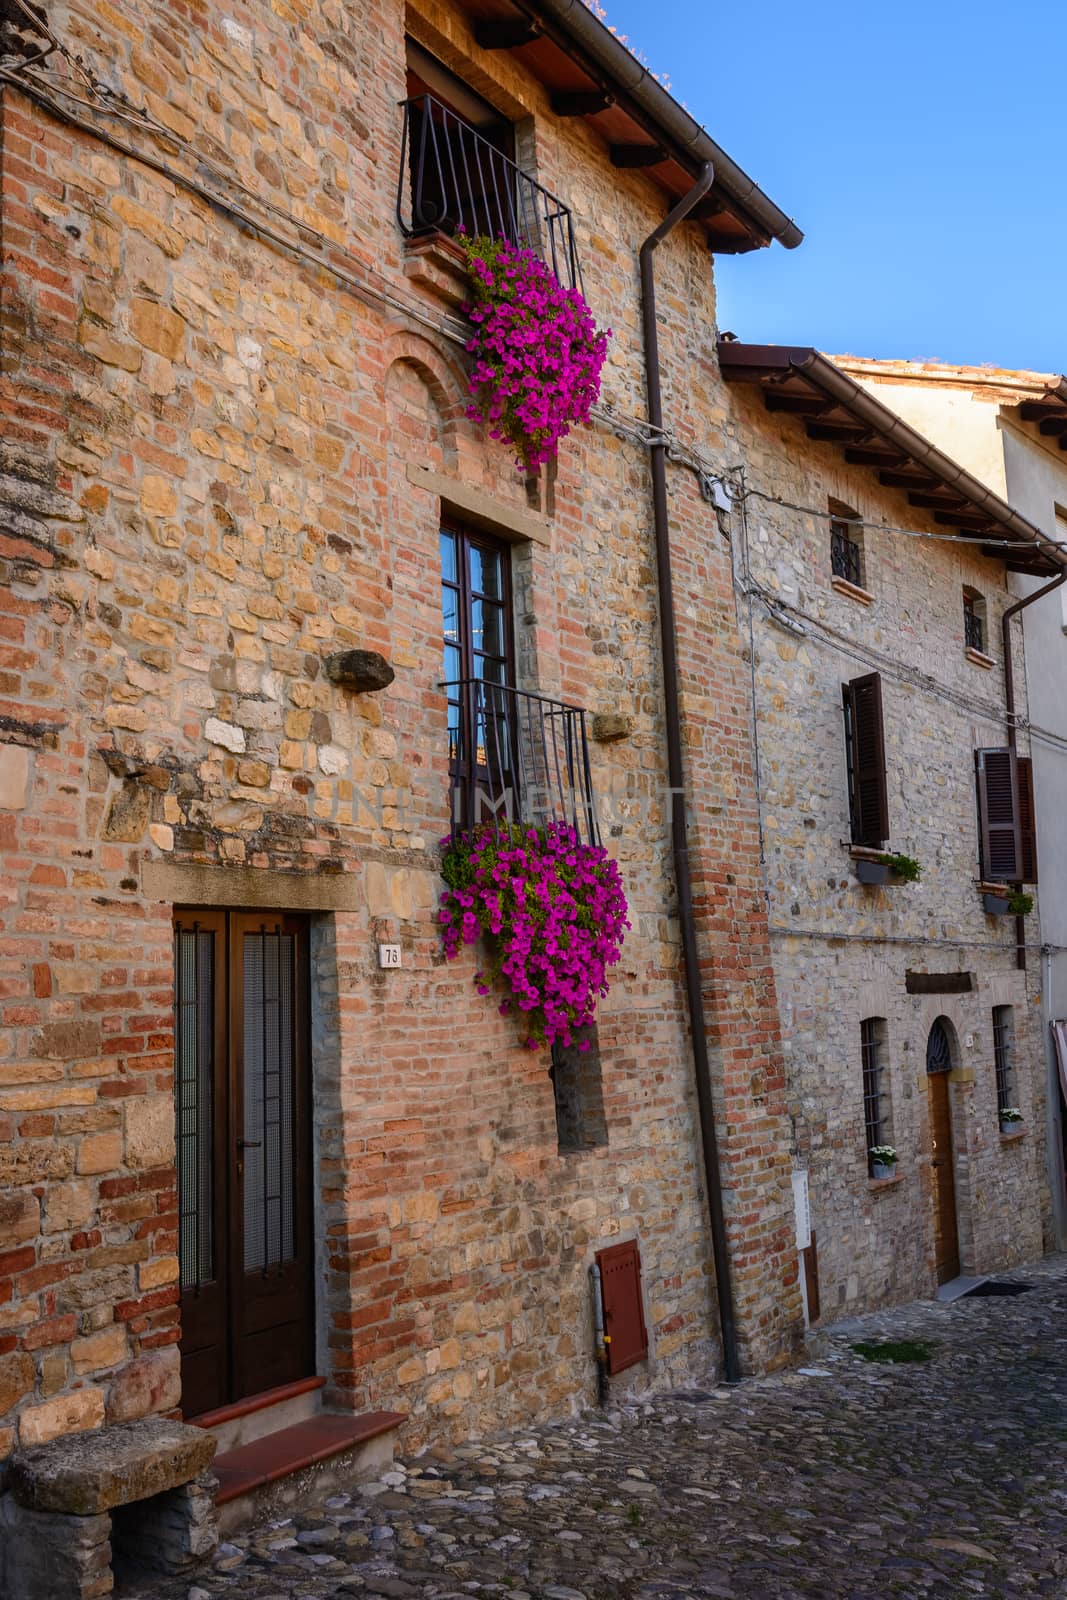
(441, 520, 516, 824)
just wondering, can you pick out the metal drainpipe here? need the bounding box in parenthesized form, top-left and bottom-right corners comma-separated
(1001, 568, 1067, 970)
(639, 163, 742, 1385)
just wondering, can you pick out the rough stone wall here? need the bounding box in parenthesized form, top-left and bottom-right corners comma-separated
(0, 0, 800, 1453)
(727, 384, 1047, 1317)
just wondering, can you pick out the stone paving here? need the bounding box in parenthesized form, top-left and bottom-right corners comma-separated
(151, 1254, 1067, 1600)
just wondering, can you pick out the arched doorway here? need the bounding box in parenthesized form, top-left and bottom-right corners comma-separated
(926, 1018, 961, 1284)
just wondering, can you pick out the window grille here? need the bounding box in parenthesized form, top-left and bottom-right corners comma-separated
(831, 521, 864, 587)
(992, 1005, 1016, 1116)
(963, 588, 986, 653)
(861, 1017, 889, 1155)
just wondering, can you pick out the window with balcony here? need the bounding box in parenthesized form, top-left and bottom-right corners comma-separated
(399, 41, 582, 292)
(829, 498, 865, 592)
(440, 522, 598, 842)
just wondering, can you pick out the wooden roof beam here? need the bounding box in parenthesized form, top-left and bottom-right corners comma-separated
(1038, 417, 1067, 436)
(551, 89, 614, 115)
(473, 19, 542, 48)
(1019, 401, 1067, 421)
(844, 446, 910, 468)
(907, 491, 970, 512)
(805, 421, 872, 442)
(610, 143, 667, 169)
(764, 392, 833, 416)
(934, 511, 996, 532)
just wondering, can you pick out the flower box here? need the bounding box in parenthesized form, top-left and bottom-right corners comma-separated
(983, 892, 1010, 916)
(855, 858, 890, 886)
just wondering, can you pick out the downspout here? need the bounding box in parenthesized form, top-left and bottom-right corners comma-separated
(1001, 568, 1067, 970)
(639, 162, 742, 1385)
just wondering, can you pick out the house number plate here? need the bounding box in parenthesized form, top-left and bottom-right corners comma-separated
(378, 943, 402, 969)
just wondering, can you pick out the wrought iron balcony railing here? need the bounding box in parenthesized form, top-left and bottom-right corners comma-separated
(397, 94, 584, 294)
(443, 678, 599, 847)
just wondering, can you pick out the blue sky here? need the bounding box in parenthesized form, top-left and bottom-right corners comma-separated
(603, 1, 1067, 374)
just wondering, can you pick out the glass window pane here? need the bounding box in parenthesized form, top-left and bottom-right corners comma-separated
(443, 642, 461, 685)
(176, 927, 215, 1293)
(469, 545, 503, 600)
(440, 531, 457, 584)
(478, 655, 506, 685)
(243, 931, 296, 1274)
(472, 599, 505, 658)
(442, 586, 459, 643)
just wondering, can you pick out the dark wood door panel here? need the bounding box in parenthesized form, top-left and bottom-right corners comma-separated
(177, 909, 314, 1413)
(928, 1063, 960, 1285)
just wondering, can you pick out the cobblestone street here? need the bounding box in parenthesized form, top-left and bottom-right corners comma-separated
(155, 1255, 1067, 1600)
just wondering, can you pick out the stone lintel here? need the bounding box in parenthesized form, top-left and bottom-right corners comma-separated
(11, 1418, 216, 1515)
(142, 860, 361, 911)
(406, 463, 551, 546)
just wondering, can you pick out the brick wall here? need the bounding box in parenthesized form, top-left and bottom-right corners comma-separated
(0, 0, 800, 1453)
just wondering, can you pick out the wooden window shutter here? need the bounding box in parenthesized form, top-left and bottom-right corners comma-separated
(596, 1239, 649, 1375)
(1018, 756, 1038, 884)
(844, 673, 890, 847)
(975, 748, 1021, 882)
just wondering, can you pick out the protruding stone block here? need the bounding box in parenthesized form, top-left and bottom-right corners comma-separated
(591, 711, 633, 743)
(324, 649, 395, 693)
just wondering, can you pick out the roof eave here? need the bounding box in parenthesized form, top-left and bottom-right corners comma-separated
(718, 342, 1065, 575)
(508, 0, 803, 250)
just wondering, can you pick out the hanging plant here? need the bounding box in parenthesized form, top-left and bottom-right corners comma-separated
(460, 234, 611, 474)
(438, 820, 629, 1050)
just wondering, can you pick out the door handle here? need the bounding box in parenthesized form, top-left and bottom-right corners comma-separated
(236, 1139, 261, 1150)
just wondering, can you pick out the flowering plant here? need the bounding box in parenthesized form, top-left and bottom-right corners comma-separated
(868, 1145, 898, 1167)
(460, 234, 610, 474)
(999, 1106, 1023, 1124)
(438, 820, 629, 1049)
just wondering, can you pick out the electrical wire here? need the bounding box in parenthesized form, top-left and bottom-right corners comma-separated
(769, 926, 1061, 953)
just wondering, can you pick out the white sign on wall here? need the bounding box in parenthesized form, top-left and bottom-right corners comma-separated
(378, 943, 402, 969)
(792, 1168, 811, 1252)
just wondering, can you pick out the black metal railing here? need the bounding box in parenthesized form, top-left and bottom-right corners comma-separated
(397, 95, 583, 293)
(964, 601, 985, 653)
(443, 678, 599, 846)
(830, 522, 864, 588)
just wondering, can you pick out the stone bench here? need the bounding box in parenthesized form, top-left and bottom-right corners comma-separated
(1, 1418, 218, 1599)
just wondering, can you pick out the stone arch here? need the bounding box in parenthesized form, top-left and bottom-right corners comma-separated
(926, 1013, 960, 1075)
(383, 331, 465, 471)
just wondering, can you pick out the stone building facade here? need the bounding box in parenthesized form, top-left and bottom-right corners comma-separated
(718, 343, 1064, 1321)
(832, 357, 1067, 1254)
(0, 0, 803, 1482)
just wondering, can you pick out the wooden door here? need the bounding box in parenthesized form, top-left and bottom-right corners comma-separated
(175, 911, 314, 1417)
(926, 1023, 960, 1284)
